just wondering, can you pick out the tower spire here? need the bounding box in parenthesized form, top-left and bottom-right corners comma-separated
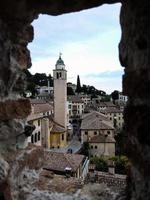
(55, 52, 65, 69)
(59, 52, 62, 58)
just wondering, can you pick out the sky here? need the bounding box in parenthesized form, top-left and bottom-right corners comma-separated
(28, 3, 123, 94)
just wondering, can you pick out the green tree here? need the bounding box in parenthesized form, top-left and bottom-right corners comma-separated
(23, 69, 38, 97)
(47, 74, 53, 87)
(111, 90, 119, 103)
(101, 95, 111, 102)
(90, 157, 108, 172)
(67, 87, 75, 95)
(115, 128, 127, 156)
(82, 142, 90, 157)
(81, 84, 88, 94)
(32, 73, 48, 86)
(109, 155, 128, 174)
(76, 75, 82, 94)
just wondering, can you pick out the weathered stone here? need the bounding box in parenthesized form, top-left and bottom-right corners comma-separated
(0, 99, 31, 120)
(0, 156, 9, 184)
(0, 0, 150, 199)
(119, 1, 150, 199)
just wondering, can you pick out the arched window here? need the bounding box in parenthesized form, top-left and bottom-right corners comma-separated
(62, 134, 64, 141)
(38, 131, 40, 141)
(94, 131, 97, 135)
(35, 133, 37, 143)
(31, 134, 34, 143)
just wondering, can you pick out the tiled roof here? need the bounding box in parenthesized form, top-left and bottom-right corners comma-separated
(30, 99, 47, 104)
(38, 93, 52, 97)
(44, 151, 85, 172)
(101, 107, 123, 114)
(95, 101, 116, 107)
(50, 120, 66, 133)
(48, 117, 66, 132)
(33, 103, 53, 114)
(103, 102, 116, 107)
(82, 111, 109, 121)
(89, 135, 115, 143)
(81, 111, 114, 130)
(67, 95, 84, 103)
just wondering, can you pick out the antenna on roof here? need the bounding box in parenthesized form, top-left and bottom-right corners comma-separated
(59, 52, 62, 58)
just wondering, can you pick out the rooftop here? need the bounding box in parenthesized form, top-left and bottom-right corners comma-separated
(67, 95, 84, 103)
(50, 120, 66, 133)
(81, 111, 114, 130)
(44, 151, 85, 172)
(33, 103, 53, 114)
(101, 107, 123, 114)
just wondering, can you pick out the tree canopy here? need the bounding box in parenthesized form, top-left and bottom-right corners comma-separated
(67, 87, 75, 95)
(23, 70, 53, 97)
(111, 90, 119, 102)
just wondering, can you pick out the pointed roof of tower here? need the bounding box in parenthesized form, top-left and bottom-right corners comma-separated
(55, 53, 65, 68)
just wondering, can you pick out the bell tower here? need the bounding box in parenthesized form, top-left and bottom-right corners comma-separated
(53, 53, 67, 129)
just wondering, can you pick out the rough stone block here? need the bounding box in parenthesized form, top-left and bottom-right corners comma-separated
(0, 99, 31, 120)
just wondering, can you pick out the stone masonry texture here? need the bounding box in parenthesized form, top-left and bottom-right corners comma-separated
(0, 0, 150, 199)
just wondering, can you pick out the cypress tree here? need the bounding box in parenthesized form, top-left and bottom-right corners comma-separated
(76, 75, 81, 94)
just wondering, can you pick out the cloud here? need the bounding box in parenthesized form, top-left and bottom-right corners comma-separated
(28, 3, 122, 93)
(84, 69, 124, 78)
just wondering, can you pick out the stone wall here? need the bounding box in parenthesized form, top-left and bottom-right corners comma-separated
(119, 1, 150, 199)
(0, 0, 150, 199)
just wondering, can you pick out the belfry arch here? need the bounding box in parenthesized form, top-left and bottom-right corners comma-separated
(0, 0, 150, 199)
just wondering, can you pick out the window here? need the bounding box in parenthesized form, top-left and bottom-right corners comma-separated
(57, 72, 59, 79)
(31, 134, 34, 143)
(94, 131, 97, 135)
(69, 104, 71, 109)
(57, 72, 62, 79)
(119, 117, 121, 120)
(38, 120, 40, 126)
(35, 133, 37, 143)
(95, 145, 97, 149)
(62, 134, 64, 141)
(85, 131, 88, 135)
(107, 131, 110, 135)
(110, 117, 112, 120)
(91, 145, 93, 149)
(38, 131, 40, 141)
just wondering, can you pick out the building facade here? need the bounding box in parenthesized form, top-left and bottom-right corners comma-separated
(101, 107, 124, 130)
(27, 99, 53, 147)
(67, 95, 85, 120)
(80, 111, 115, 157)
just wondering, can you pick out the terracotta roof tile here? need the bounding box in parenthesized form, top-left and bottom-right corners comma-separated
(81, 111, 114, 130)
(44, 151, 85, 172)
(33, 103, 53, 114)
(101, 107, 123, 114)
(67, 95, 84, 103)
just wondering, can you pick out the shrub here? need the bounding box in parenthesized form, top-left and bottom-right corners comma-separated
(90, 157, 108, 172)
